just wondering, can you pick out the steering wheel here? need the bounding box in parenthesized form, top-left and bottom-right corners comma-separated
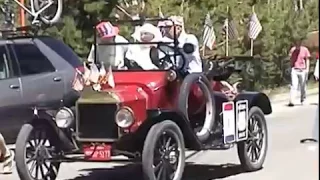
(150, 43, 187, 71)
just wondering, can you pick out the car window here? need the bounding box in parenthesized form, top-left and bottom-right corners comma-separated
(39, 37, 82, 68)
(0, 46, 10, 80)
(14, 43, 55, 76)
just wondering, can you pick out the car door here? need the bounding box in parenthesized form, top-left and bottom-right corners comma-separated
(0, 43, 25, 143)
(12, 41, 64, 109)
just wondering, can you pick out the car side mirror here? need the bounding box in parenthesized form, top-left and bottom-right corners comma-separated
(183, 43, 195, 54)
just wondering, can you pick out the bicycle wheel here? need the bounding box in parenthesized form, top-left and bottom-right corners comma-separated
(32, 0, 63, 25)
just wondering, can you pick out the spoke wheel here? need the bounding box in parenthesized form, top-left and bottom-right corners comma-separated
(246, 115, 264, 163)
(237, 106, 268, 172)
(143, 120, 185, 180)
(32, 0, 63, 25)
(16, 124, 61, 180)
(178, 73, 216, 142)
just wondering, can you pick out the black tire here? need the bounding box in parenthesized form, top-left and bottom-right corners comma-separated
(16, 124, 61, 180)
(237, 106, 268, 172)
(178, 73, 216, 142)
(32, 0, 63, 25)
(142, 120, 185, 180)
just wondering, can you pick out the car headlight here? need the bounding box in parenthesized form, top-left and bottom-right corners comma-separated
(167, 70, 177, 82)
(55, 107, 74, 128)
(115, 107, 134, 128)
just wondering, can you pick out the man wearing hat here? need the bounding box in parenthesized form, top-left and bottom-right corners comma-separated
(162, 15, 202, 74)
(87, 21, 129, 69)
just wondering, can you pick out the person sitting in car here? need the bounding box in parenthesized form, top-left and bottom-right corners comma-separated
(162, 16, 202, 73)
(125, 23, 165, 70)
(87, 21, 129, 69)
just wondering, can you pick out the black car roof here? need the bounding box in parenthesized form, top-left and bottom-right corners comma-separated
(3, 35, 82, 68)
(5, 35, 58, 41)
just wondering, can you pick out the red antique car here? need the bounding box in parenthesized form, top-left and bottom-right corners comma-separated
(15, 19, 272, 180)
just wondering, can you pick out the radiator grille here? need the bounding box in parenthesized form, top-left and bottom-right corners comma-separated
(76, 103, 118, 141)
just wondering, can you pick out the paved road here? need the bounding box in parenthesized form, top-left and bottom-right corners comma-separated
(1, 95, 319, 180)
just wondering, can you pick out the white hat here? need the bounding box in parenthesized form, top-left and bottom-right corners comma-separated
(131, 23, 162, 42)
(168, 16, 184, 26)
(96, 21, 119, 38)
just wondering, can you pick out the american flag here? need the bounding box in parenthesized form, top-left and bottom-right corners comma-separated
(248, 12, 262, 40)
(157, 7, 165, 26)
(223, 13, 238, 40)
(202, 13, 216, 50)
(72, 62, 115, 92)
(158, 6, 164, 18)
(107, 66, 115, 88)
(72, 70, 84, 92)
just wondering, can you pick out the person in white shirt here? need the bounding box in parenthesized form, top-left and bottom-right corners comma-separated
(87, 21, 128, 69)
(125, 23, 164, 70)
(162, 16, 203, 73)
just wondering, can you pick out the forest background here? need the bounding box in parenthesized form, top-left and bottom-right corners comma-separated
(1, 0, 319, 90)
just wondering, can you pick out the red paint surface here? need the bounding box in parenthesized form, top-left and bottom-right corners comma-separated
(100, 71, 223, 132)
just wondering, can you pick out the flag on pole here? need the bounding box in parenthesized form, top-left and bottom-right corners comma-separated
(98, 62, 108, 84)
(107, 66, 115, 88)
(88, 63, 100, 84)
(202, 13, 216, 50)
(223, 12, 238, 40)
(248, 12, 262, 40)
(157, 7, 166, 25)
(159, 6, 164, 18)
(98, 64, 115, 88)
(72, 70, 84, 92)
(83, 62, 91, 86)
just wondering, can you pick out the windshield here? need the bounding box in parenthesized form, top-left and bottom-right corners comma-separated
(90, 19, 184, 72)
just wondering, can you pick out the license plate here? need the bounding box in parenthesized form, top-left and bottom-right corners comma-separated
(83, 144, 111, 161)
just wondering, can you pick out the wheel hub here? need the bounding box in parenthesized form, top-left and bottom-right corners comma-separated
(163, 150, 177, 164)
(35, 145, 50, 163)
(168, 151, 177, 164)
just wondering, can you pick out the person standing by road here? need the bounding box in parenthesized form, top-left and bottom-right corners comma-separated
(0, 133, 14, 174)
(288, 39, 311, 106)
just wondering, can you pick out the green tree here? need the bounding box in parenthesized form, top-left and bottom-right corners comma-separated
(4, 0, 318, 89)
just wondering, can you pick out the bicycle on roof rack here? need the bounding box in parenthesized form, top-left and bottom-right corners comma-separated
(7, 0, 62, 25)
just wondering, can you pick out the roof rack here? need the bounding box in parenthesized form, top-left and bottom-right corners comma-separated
(0, 24, 41, 39)
(96, 17, 171, 26)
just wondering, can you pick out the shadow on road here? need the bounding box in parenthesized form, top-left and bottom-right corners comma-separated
(68, 163, 248, 180)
